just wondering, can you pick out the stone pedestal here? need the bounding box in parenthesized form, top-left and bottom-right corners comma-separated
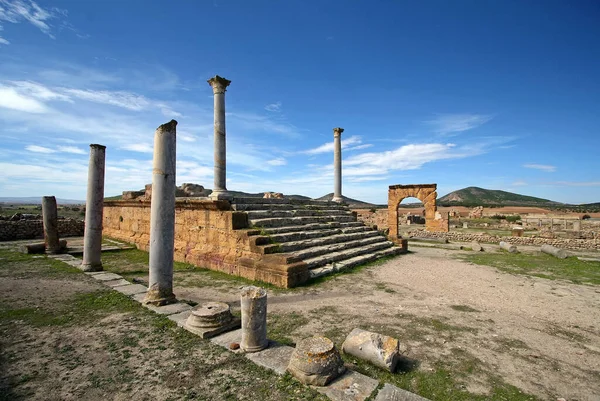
(185, 302, 240, 339)
(81, 144, 106, 271)
(341, 328, 400, 372)
(144, 120, 178, 306)
(287, 336, 346, 386)
(41, 196, 60, 254)
(332, 127, 344, 203)
(207, 75, 231, 200)
(240, 286, 268, 352)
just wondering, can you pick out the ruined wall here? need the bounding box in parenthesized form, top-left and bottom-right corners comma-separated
(103, 199, 308, 287)
(353, 209, 388, 230)
(0, 219, 85, 241)
(407, 229, 600, 251)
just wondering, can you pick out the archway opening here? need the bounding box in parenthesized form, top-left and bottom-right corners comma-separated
(397, 197, 425, 237)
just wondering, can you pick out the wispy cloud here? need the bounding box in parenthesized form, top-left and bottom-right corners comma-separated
(511, 180, 527, 187)
(264, 102, 281, 112)
(303, 135, 365, 155)
(57, 145, 86, 155)
(63, 89, 151, 111)
(523, 163, 556, 172)
(266, 157, 286, 166)
(426, 113, 493, 136)
(121, 143, 153, 153)
(551, 181, 600, 187)
(0, 0, 67, 43)
(25, 145, 54, 153)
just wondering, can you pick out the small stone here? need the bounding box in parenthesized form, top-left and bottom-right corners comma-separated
(229, 342, 240, 350)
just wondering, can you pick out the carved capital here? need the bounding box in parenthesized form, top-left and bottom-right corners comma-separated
(207, 75, 231, 94)
(333, 127, 344, 137)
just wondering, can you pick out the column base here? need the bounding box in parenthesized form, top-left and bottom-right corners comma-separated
(143, 286, 177, 306)
(209, 190, 233, 200)
(80, 262, 103, 272)
(332, 196, 343, 203)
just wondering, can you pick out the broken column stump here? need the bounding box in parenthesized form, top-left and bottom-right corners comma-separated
(541, 244, 568, 259)
(287, 336, 346, 386)
(41, 196, 60, 254)
(341, 328, 400, 372)
(499, 241, 518, 253)
(185, 302, 240, 339)
(21, 239, 67, 254)
(240, 286, 268, 352)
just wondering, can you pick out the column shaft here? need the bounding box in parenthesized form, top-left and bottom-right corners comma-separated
(332, 128, 344, 202)
(207, 75, 231, 200)
(82, 145, 106, 271)
(42, 196, 60, 254)
(144, 120, 178, 306)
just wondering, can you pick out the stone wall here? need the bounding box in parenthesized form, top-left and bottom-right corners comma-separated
(103, 199, 308, 287)
(353, 209, 388, 230)
(0, 219, 85, 241)
(406, 229, 600, 251)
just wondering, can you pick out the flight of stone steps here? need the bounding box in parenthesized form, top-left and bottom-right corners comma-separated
(232, 197, 403, 279)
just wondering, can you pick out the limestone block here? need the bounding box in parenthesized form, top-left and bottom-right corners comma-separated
(287, 336, 346, 386)
(341, 328, 400, 372)
(471, 241, 482, 252)
(185, 302, 241, 339)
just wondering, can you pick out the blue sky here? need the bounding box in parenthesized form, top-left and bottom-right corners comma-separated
(1, 0, 599, 204)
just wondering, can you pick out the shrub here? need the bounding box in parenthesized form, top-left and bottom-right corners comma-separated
(582, 214, 591, 220)
(505, 215, 521, 223)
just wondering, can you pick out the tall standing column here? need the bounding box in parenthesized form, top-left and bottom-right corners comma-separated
(81, 144, 106, 271)
(332, 127, 344, 203)
(144, 120, 178, 306)
(208, 75, 231, 200)
(42, 196, 60, 254)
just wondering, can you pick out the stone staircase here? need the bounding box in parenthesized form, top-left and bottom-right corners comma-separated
(232, 197, 403, 279)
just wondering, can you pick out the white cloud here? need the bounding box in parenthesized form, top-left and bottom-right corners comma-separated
(121, 143, 154, 153)
(304, 135, 363, 155)
(0, 0, 65, 41)
(0, 36, 9, 45)
(267, 157, 286, 166)
(265, 102, 281, 112)
(551, 181, 600, 187)
(0, 85, 49, 113)
(511, 180, 527, 187)
(63, 88, 150, 111)
(426, 113, 492, 135)
(347, 144, 373, 151)
(57, 145, 86, 155)
(25, 145, 55, 153)
(523, 163, 556, 173)
(228, 112, 301, 138)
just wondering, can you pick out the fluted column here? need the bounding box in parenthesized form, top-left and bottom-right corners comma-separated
(81, 144, 106, 271)
(208, 75, 231, 200)
(332, 127, 344, 203)
(144, 120, 178, 306)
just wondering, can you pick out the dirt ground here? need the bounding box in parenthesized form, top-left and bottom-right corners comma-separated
(172, 246, 600, 401)
(2, 242, 599, 400)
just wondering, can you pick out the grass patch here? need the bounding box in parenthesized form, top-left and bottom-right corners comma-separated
(458, 251, 600, 285)
(267, 311, 309, 346)
(450, 305, 480, 313)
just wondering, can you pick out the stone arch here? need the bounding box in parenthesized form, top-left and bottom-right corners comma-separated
(388, 184, 448, 239)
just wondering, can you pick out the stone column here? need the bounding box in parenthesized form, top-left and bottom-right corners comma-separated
(42, 196, 60, 254)
(240, 286, 268, 352)
(208, 75, 231, 200)
(144, 120, 178, 306)
(332, 127, 344, 203)
(81, 144, 106, 271)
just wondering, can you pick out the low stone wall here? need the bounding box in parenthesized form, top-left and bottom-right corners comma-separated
(353, 209, 388, 229)
(103, 199, 308, 287)
(0, 219, 85, 241)
(406, 230, 600, 251)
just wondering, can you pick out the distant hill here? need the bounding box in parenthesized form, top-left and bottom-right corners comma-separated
(438, 187, 557, 207)
(0, 197, 84, 205)
(104, 190, 312, 202)
(314, 193, 377, 208)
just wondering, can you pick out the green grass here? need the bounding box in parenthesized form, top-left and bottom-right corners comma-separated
(267, 311, 309, 346)
(459, 251, 600, 285)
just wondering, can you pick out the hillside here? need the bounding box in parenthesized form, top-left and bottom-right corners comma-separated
(0, 197, 84, 205)
(438, 187, 556, 207)
(314, 193, 376, 208)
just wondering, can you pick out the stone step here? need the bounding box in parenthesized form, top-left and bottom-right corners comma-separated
(339, 222, 364, 228)
(246, 209, 352, 219)
(278, 231, 381, 253)
(292, 235, 388, 261)
(250, 215, 356, 228)
(302, 240, 396, 270)
(309, 247, 402, 279)
(267, 228, 343, 243)
(260, 222, 343, 235)
(233, 202, 348, 211)
(340, 226, 373, 234)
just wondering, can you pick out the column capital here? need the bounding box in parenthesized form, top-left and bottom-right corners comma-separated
(333, 127, 344, 137)
(207, 75, 231, 94)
